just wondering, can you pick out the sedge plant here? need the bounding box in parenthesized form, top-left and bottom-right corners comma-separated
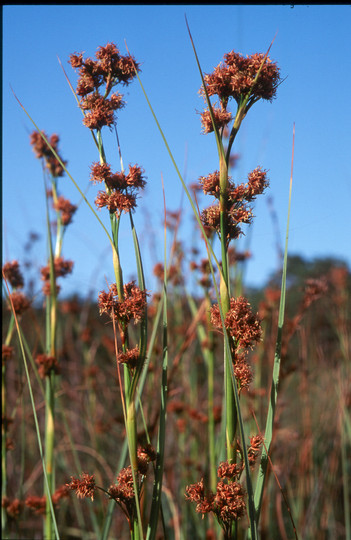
(131, 22, 285, 539)
(65, 44, 155, 540)
(4, 27, 325, 540)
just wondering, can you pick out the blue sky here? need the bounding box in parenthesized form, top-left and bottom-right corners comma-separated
(3, 5, 351, 300)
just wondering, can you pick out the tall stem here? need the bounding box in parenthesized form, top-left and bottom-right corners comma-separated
(219, 154, 238, 465)
(96, 128, 141, 536)
(44, 373, 55, 539)
(205, 292, 217, 491)
(44, 178, 59, 540)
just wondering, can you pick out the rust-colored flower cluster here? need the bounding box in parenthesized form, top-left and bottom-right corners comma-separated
(69, 42, 140, 131)
(185, 464, 246, 533)
(247, 435, 264, 467)
(3, 261, 31, 315)
(200, 108, 233, 134)
(35, 353, 61, 379)
(66, 472, 96, 501)
(6, 291, 31, 316)
(25, 485, 70, 515)
(67, 445, 155, 526)
(98, 281, 147, 325)
(116, 345, 140, 369)
(2, 261, 24, 289)
(91, 161, 146, 216)
(30, 131, 67, 177)
(107, 445, 156, 521)
(40, 257, 74, 296)
(2, 497, 23, 520)
(211, 296, 262, 349)
(53, 196, 77, 226)
(200, 51, 280, 134)
(199, 167, 269, 244)
(98, 280, 148, 353)
(210, 296, 261, 391)
(186, 436, 263, 533)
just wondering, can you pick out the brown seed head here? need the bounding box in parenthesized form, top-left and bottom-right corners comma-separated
(35, 354, 60, 378)
(67, 473, 96, 501)
(211, 296, 262, 349)
(200, 107, 232, 134)
(25, 495, 46, 515)
(2, 497, 23, 519)
(7, 292, 31, 315)
(53, 196, 77, 226)
(2, 261, 24, 289)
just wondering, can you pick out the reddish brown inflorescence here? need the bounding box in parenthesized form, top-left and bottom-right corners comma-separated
(25, 495, 47, 515)
(91, 162, 146, 216)
(2, 261, 24, 289)
(98, 281, 148, 326)
(35, 354, 61, 378)
(40, 257, 74, 296)
(69, 42, 140, 132)
(7, 292, 31, 316)
(198, 167, 269, 244)
(186, 465, 247, 533)
(67, 473, 96, 501)
(2, 497, 24, 519)
(210, 296, 262, 350)
(30, 131, 67, 177)
(200, 50, 280, 112)
(53, 196, 77, 226)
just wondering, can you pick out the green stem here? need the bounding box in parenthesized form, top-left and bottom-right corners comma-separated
(206, 295, 217, 492)
(219, 155, 238, 466)
(44, 373, 55, 540)
(95, 127, 143, 537)
(43, 171, 59, 539)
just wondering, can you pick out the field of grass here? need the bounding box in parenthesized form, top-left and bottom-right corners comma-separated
(2, 37, 350, 540)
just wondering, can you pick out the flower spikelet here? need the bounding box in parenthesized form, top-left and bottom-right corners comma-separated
(217, 461, 243, 480)
(201, 51, 280, 106)
(25, 495, 46, 515)
(3, 261, 24, 289)
(7, 292, 31, 315)
(35, 354, 60, 378)
(214, 481, 246, 524)
(40, 257, 74, 282)
(67, 473, 96, 501)
(90, 162, 112, 184)
(185, 479, 215, 515)
(95, 190, 136, 214)
(126, 164, 146, 189)
(30, 131, 67, 177)
(210, 296, 262, 349)
(53, 196, 77, 226)
(199, 171, 221, 197)
(2, 497, 23, 519)
(200, 107, 232, 134)
(233, 352, 253, 390)
(98, 281, 147, 325)
(115, 466, 135, 501)
(116, 346, 140, 368)
(69, 42, 140, 129)
(247, 435, 264, 467)
(82, 95, 117, 130)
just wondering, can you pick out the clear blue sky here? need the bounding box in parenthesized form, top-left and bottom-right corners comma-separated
(3, 5, 351, 299)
